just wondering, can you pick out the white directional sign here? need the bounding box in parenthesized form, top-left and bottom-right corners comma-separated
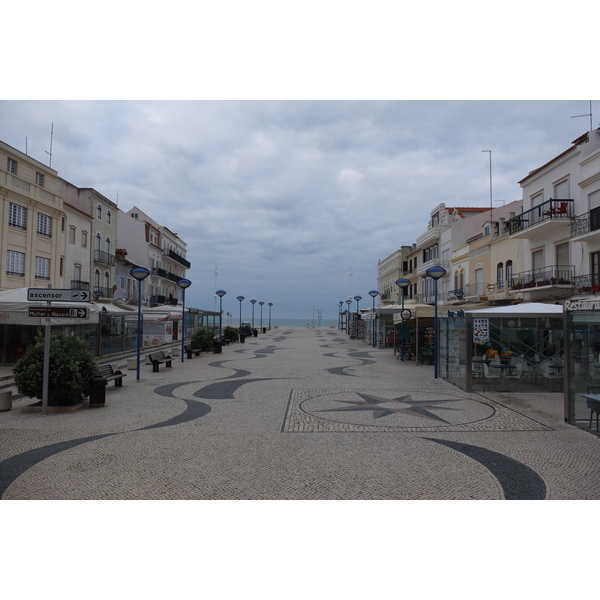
(27, 288, 91, 302)
(28, 307, 89, 319)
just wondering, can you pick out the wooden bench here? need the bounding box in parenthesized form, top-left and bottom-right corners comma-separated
(94, 364, 127, 387)
(184, 344, 201, 359)
(148, 351, 172, 372)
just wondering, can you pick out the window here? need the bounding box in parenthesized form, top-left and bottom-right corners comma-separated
(105, 237, 112, 255)
(95, 233, 101, 251)
(554, 178, 569, 200)
(592, 252, 600, 287)
(81, 231, 88, 248)
(506, 260, 513, 288)
(6, 157, 17, 174)
(497, 263, 504, 290)
(6, 250, 25, 276)
(37, 213, 52, 237)
(74, 264, 82, 281)
(556, 242, 569, 266)
(8, 203, 27, 229)
(94, 269, 101, 289)
(96, 204, 102, 220)
(59, 256, 64, 277)
(532, 249, 544, 281)
(35, 172, 45, 187)
(69, 226, 76, 244)
(106, 210, 111, 225)
(35, 257, 51, 279)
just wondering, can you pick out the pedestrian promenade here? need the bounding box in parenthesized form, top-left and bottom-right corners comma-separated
(0, 327, 598, 500)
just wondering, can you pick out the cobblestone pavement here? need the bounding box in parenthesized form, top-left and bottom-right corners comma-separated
(0, 327, 598, 500)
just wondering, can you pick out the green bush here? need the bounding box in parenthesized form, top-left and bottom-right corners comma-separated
(240, 324, 252, 337)
(223, 326, 239, 342)
(190, 327, 215, 352)
(13, 332, 99, 406)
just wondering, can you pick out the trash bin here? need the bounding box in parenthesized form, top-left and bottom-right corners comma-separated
(240, 334, 246, 344)
(262, 327, 266, 334)
(0, 391, 12, 412)
(214, 341, 223, 354)
(253, 328, 258, 337)
(89, 377, 107, 407)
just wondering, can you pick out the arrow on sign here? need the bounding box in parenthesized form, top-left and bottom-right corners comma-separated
(71, 291, 89, 301)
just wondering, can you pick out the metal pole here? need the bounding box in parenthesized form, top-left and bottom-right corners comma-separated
(136, 281, 142, 380)
(434, 278, 439, 379)
(401, 290, 405, 362)
(180, 288, 185, 362)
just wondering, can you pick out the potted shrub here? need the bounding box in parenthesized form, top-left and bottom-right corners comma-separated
(13, 331, 98, 406)
(223, 326, 239, 343)
(189, 327, 215, 352)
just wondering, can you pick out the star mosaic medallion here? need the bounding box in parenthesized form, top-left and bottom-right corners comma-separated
(281, 389, 552, 433)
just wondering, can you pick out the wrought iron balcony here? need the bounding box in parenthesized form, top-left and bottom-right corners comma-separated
(71, 280, 90, 290)
(510, 265, 574, 290)
(571, 206, 600, 239)
(94, 250, 115, 266)
(572, 274, 600, 295)
(509, 198, 573, 236)
(164, 248, 191, 269)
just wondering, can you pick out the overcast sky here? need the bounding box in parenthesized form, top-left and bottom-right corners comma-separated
(2, 4, 597, 320)
(1, 100, 597, 319)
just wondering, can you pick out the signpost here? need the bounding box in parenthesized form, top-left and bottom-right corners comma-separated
(28, 288, 90, 302)
(28, 307, 89, 319)
(27, 286, 92, 415)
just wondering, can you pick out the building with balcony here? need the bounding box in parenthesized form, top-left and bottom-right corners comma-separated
(510, 128, 600, 303)
(117, 206, 190, 307)
(415, 204, 488, 305)
(1, 140, 66, 291)
(59, 179, 118, 300)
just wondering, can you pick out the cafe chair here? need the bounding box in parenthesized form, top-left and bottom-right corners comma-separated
(482, 362, 500, 391)
(587, 386, 600, 432)
(539, 361, 562, 391)
(504, 363, 523, 390)
(472, 359, 484, 383)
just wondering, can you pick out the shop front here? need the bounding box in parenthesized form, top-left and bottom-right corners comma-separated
(564, 299, 600, 433)
(440, 303, 565, 393)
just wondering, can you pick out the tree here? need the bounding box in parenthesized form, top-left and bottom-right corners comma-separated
(13, 331, 99, 406)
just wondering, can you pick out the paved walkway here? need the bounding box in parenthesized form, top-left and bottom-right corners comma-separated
(0, 327, 598, 499)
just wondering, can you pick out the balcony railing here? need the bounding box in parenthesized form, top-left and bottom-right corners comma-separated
(94, 250, 115, 266)
(164, 248, 191, 269)
(509, 198, 573, 235)
(92, 286, 114, 299)
(71, 280, 90, 290)
(572, 274, 600, 295)
(510, 265, 574, 290)
(571, 206, 600, 238)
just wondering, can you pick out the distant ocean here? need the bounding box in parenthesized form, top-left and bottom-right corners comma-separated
(262, 318, 339, 328)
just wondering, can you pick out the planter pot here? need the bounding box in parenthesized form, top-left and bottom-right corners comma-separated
(0, 391, 12, 411)
(127, 358, 138, 370)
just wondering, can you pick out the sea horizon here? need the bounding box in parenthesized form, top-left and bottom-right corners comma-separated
(227, 317, 339, 328)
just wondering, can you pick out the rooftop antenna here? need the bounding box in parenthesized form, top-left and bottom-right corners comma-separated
(45, 123, 54, 168)
(571, 101, 593, 131)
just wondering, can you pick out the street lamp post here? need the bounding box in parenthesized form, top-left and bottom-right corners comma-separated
(268, 303, 273, 328)
(425, 266, 446, 379)
(345, 299, 352, 334)
(216, 289, 226, 343)
(259, 301, 264, 330)
(396, 278, 411, 362)
(130, 267, 150, 381)
(177, 278, 192, 362)
(368, 290, 379, 347)
(236, 296, 245, 331)
(338, 301, 343, 330)
(250, 299, 256, 331)
(353, 295, 362, 339)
